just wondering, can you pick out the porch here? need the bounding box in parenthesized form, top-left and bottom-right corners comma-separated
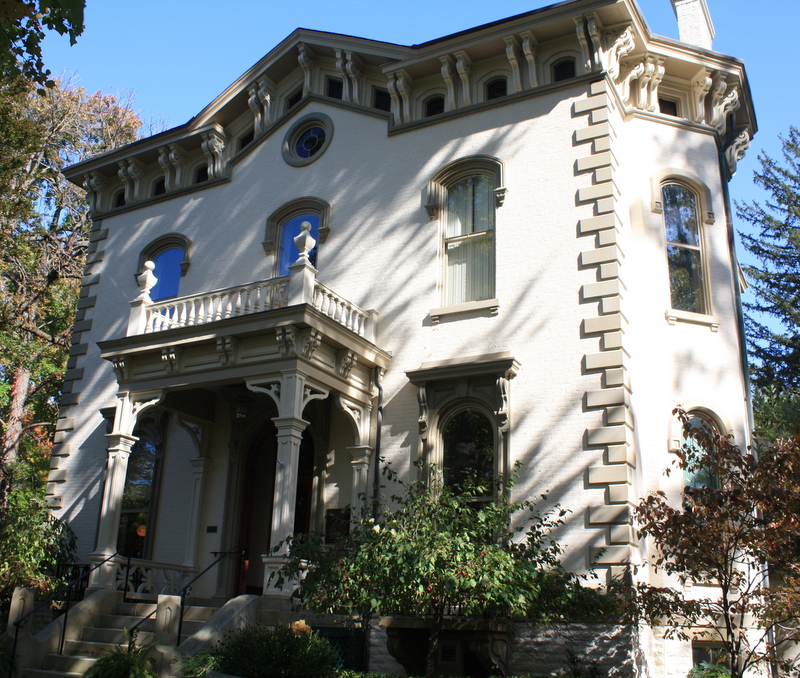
(89, 226, 390, 600)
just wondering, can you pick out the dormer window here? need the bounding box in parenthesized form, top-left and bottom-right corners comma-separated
(194, 165, 209, 184)
(553, 59, 576, 82)
(425, 96, 445, 118)
(239, 128, 255, 150)
(326, 78, 343, 100)
(286, 88, 303, 111)
(373, 88, 391, 112)
(486, 78, 507, 100)
(659, 98, 679, 117)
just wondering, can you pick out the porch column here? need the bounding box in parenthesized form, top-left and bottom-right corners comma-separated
(184, 457, 210, 567)
(89, 432, 137, 589)
(348, 445, 373, 520)
(269, 416, 310, 550)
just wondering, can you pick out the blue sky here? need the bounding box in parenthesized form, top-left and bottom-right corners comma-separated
(40, 0, 798, 276)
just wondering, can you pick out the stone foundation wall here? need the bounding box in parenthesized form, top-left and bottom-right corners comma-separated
(367, 620, 634, 677)
(510, 623, 633, 677)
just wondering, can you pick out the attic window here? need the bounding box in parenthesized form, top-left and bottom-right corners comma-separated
(326, 78, 343, 100)
(659, 98, 679, 117)
(425, 96, 445, 118)
(114, 190, 126, 208)
(373, 88, 391, 112)
(194, 165, 209, 184)
(486, 78, 507, 100)
(152, 178, 166, 197)
(286, 88, 303, 111)
(239, 128, 255, 150)
(553, 59, 576, 82)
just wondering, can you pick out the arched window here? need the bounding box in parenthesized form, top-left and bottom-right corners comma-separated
(117, 414, 165, 558)
(662, 182, 706, 314)
(152, 177, 166, 197)
(113, 189, 126, 208)
(426, 157, 504, 311)
(194, 165, 209, 184)
(442, 408, 495, 491)
(264, 198, 331, 277)
(425, 95, 445, 118)
(553, 59, 576, 82)
(486, 78, 507, 100)
(140, 234, 192, 301)
(681, 412, 720, 489)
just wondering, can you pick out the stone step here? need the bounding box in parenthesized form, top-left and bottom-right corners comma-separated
(62, 639, 119, 658)
(43, 653, 97, 674)
(114, 601, 157, 617)
(96, 614, 156, 631)
(24, 669, 83, 678)
(81, 627, 155, 645)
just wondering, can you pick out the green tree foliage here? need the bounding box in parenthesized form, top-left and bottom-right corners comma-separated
(0, 79, 139, 606)
(630, 410, 800, 678)
(737, 127, 800, 393)
(0, 0, 85, 88)
(752, 383, 800, 439)
(275, 464, 619, 677)
(0, 78, 140, 505)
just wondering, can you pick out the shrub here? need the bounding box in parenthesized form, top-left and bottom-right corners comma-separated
(83, 635, 156, 678)
(213, 624, 337, 678)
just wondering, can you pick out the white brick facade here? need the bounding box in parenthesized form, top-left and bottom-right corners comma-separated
(56, 0, 756, 674)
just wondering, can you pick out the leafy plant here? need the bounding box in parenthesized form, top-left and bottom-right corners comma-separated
(274, 462, 617, 677)
(178, 650, 219, 678)
(83, 633, 156, 678)
(629, 409, 800, 678)
(688, 661, 731, 678)
(0, 458, 75, 609)
(213, 624, 337, 678)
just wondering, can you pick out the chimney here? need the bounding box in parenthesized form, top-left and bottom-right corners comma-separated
(670, 0, 715, 50)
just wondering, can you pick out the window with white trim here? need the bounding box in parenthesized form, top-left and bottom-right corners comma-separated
(662, 182, 707, 314)
(426, 156, 505, 312)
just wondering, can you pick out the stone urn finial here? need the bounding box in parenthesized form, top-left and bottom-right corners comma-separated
(135, 260, 158, 301)
(293, 221, 317, 264)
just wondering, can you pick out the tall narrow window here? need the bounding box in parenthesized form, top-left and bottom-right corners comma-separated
(442, 408, 495, 491)
(662, 183, 706, 314)
(445, 174, 495, 305)
(117, 416, 164, 558)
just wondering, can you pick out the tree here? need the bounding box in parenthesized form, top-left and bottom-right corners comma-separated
(0, 0, 85, 88)
(630, 410, 800, 678)
(752, 383, 800, 440)
(275, 464, 619, 678)
(0, 79, 140, 503)
(737, 127, 800, 393)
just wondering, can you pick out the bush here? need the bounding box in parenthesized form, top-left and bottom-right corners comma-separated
(213, 624, 337, 678)
(83, 635, 156, 678)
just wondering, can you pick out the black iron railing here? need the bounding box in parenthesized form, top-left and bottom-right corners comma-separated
(126, 547, 244, 650)
(7, 551, 124, 678)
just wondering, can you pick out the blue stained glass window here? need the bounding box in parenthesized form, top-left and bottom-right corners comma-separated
(294, 126, 326, 159)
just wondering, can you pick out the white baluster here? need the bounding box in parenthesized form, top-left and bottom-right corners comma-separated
(187, 299, 197, 326)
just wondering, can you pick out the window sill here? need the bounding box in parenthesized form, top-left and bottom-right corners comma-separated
(665, 309, 720, 332)
(430, 298, 499, 324)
